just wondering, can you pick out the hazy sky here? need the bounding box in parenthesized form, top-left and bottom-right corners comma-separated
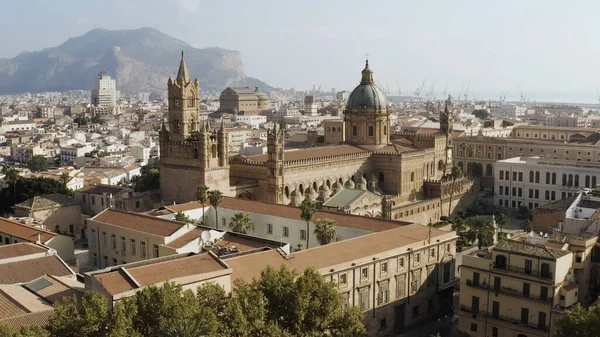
(2, 0, 599, 100)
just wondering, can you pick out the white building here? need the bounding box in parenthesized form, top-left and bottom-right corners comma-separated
(60, 144, 95, 165)
(1, 119, 36, 132)
(232, 115, 267, 129)
(494, 156, 600, 211)
(91, 72, 117, 116)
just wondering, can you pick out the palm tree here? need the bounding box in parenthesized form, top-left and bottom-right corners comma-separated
(208, 190, 223, 229)
(229, 213, 254, 234)
(448, 165, 463, 218)
(495, 213, 508, 234)
(314, 218, 336, 245)
(3, 166, 19, 205)
(300, 200, 317, 249)
(161, 317, 211, 337)
(59, 172, 70, 187)
(450, 217, 466, 233)
(465, 216, 495, 249)
(196, 185, 209, 224)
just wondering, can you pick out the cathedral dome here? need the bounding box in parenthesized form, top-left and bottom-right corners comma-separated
(346, 60, 387, 112)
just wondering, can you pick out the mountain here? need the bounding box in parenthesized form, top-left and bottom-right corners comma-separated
(0, 27, 274, 94)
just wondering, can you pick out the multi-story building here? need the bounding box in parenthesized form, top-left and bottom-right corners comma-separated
(90, 71, 117, 116)
(493, 156, 600, 211)
(219, 87, 270, 114)
(458, 237, 586, 337)
(12, 143, 44, 163)
(85, 221, 458, 336)
(0, 119, 36, 133)
(232, 114, 267, 129)
(13, 194, 82, 238)
(76, 184, 158, 216)
(60, 143, 94, 165)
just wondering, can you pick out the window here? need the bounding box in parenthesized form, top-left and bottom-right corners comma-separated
(410, 271, 421, 292)
(473, 272, 480, 286)
(283, 226, 289, 237)
(521, 308, 529, 325)
(529, 189, 533, 198)
(412, 305, 420, 318)
(153, 244, 159, 258)
(111, 234, 116, 249)
(513, 172, 517, 181)
(102, 232, 107, 247)
(397, 274, 406, 297)
(103, 255, 108, 268)
(538, 312, 547, 330)
(519, 172, 523, 182)
(429, 248, 435, 258)
(470, 323, 477, 332)
(445, 243, 450, 252)
(398, 257, 404, 269)
(91, 230, 96, 248)
(361, 267, 369, 281)
(523, 283, 530, 297)
(541, 263, 551, 278)
(500, 171, 504, 180)
(267, 223, 273, 234)
(300, 229, 306, 240)
(92, 253, 98, 266)
(535, 189, 539, 199)
(352, 126, 357, 136)
(378, 281, 389, 305)
(545, 190, 550, 200)
(472, 296, 479, 314)
(141, 241, 146, 258)
(121, 237, 126, 255)
(379, 318, 387, 331)
(499, 186, 503, 195)
(368, 126, 374, 137)
(113, 258, 117, 266)
(339, 273, 347, 286)
(492, 301, 499, 318)
(359, 288, 370, 310)
(131, 239, 136, 256)
(525, 260, 532, 274)
(492, 327, 499, 337)
(540, 286, 548, 301)
(414, 253, 420, 265)
(535, 171, 540, 183)
(92, 196, 96, 205)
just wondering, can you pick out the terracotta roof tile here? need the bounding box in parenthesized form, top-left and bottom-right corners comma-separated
(0, 310, 53, 331)
(26, 275, 82, 304)
(92, 209, 185, 237)
(0, 243, 48, 260)
(0, 217, 57, 243)
(535, 195, 578, 211)
(0, 289, 27, 320)
(166, 227, 205, 249)
(95, 253, 227, 295)
(563, 281, 578, 291)
(246, 145, 369, 163)
(493, 240, 570, 260)
(0, 255, 73, 284)
(214, 197, 411, 233)
(226, 224, 454, 282)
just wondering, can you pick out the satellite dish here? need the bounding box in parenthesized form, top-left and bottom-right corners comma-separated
(540, 232, 543, 236)
(201, 231, 212, 243)
(506, 234, 511, 239)
(529, 231, 535, 237)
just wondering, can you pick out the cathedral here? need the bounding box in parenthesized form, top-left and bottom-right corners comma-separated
(160, 55, 474, 224)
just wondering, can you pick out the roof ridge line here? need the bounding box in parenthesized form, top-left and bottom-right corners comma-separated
(119, 267, 141, 289)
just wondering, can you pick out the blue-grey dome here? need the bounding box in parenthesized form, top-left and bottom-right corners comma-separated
(346, 60, 387, 111)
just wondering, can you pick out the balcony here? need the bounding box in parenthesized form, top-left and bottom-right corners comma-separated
(465, 279, 489, 290)
(466, 279, 553, 304)
(485, 312, 550, 332)
(493, 263, 553, 281)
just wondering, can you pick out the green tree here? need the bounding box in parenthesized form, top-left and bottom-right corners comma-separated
(229, 213, 254, 234)
(450, 216, 466, 233)
(495, 213, 508, 234)
(0, 176, 73, 215)
(27, 155, 48, 172)
(555, 302, 600, 337)
(314, 218, 336, 245)
(472, 109, 490, 119)
(521, 219, 533, 232)
(174, 211, 192, 223)
(517, 205, 530, 219)
(208, 190, 223, 229)
(59, 172, 70, 186)
(47, 292, 113, 337)
(196, 185, 209, 224)
(132, 164, 160, 192)
(2, 166, 19, 206)
(300, 199, 317, 249)
(465, 216, 495, 249)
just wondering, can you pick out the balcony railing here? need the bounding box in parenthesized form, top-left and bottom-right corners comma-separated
(485, 312, 550, 332)
(465, 279, 553, 304)
(493, 263, 553, 280)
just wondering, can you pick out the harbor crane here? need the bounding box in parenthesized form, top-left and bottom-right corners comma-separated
(442, 80, 449, 97)
(414, 78, 427, 97)
(397, 81, 401, 96)
(518, 85, 526, 103)
(457, 84, 464, 101)
(464, 81, 471, 102)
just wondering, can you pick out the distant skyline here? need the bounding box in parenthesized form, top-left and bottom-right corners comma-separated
(2, 0, 600, 102)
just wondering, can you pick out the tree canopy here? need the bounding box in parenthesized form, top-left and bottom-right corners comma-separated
(465, 216, 495, 249)
(229, 213, 254, 234)
(174, 211, 192, 223)
(314, 218, 336, 245)
(0, 176, 74, 215)
(27, 155, 48, 172)
(131, 164, 159, 192)
(555, 302, 600, 337)
(7, 266, 367, 337)
(472, 109, 490, 120)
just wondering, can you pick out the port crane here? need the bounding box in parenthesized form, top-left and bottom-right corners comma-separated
(464, 81, 471, 102)
(397, 81, 402, 96)
(457, 84, 464, 101)
(426, 80, 436, 101)
(442, 80, 449, 97)
(414, 79, 427, 97)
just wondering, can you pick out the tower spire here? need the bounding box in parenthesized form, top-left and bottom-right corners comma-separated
(360, 59, 374, 85)
(176, 50, 190, 83)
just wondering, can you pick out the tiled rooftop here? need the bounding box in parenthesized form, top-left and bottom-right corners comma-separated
(0, 217, 57, 243)
(0, 255, 73, 284)
(493, 240, 571, 260)
(14, 193, 79, 211)
(246, 144, 369, 163)
(0, 243, 48, 260)
(0, 310, 53, 331)
(535, 195, 578, 211)
(92, 209, 185, 237)
(549, 231, 597, 243)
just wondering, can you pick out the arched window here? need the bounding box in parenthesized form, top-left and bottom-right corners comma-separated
(552, 172, 556, 185)
(575, 174, 579, 187)
(193, 148, 199, 159)
(529, 171, 534, 183)
(486, 164, 492, 176)
(546, 172, 550, 184)
(410, 172, 415, 182)
(535, 171, 540, 183)
(593, 176, 597, 188)
(497, 152, 503, 160)
(211, 144, 217, 158)
(562, 173, 567, 186)
(586, 175, 590, 188)
(438, 160, 444, 171)
(568, 174, 573, 187)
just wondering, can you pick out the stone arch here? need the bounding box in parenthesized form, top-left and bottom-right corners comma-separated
(466, 162, 473, 175)
(284, 186, 290, 199)
(236, 190, 255, 200)
(313, 181, 318, 190)
(410, 172, 415, 182)
(299, 184, 304, 195)
(457, 161, 464, 170)
(438, 160, 444, 171)
(326, 179, 331, 188)
(193, 148, 199, 159)
(485, 163, 492, 176)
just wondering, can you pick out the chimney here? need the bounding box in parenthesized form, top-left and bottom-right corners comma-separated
(36, 233, 42, 244)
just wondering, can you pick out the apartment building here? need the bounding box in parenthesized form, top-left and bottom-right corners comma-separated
(13, 194, 82, 239)
(493, 156, 599, 211)
(458, 235, 597, 337)
(85, 223, 458, 336)
(76, 184, 158, 216)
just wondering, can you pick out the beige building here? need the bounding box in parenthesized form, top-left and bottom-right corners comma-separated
(85, 222, 458, 336)
(219, 87, 270, 114)
(13, 194, 82, 239)
(159, 56, 475, 224)
(458, 232, 598, 337)
(76, 184, 158, 216)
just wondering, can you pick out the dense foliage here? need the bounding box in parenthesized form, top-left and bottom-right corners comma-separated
(555, 302, 600, 337)
(0, 175, 73, 215)
(27, 155, 48, 172)
(131, 164, 159, 192)
(472, 109, 490, 120)
(0, 266, 367, 337)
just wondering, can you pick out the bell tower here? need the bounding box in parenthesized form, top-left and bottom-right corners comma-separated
(266, 124, 285, 203)
(159, 52, 232, 203)
(440, 95, 454, 174)
(167, 51, 200, 142)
